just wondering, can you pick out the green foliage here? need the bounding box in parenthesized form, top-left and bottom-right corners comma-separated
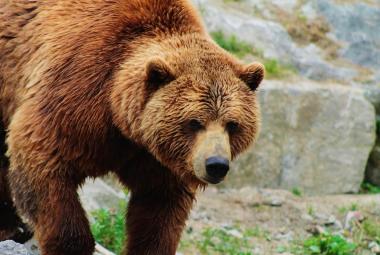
(349, 216, 380, 254)
(338, 203, 359, 215)
(376, 116, 380, 136)
(362, 219, 380, 243)
(91, 201, 126, 254)
(196, 227, 255, 255)
(307, 206, 315, 216)
(263, 59, 296, 79)
(301, 233, 356, 255)
(280, 233, 357, 255)
(350, 203, 358, 211)
(360, 182, 380, 194)
(211, 31, 296, 79)
(292, 187, 303, 197)
(211, 31, 254, 58)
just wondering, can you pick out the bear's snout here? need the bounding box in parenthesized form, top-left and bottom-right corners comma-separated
(205, 156, 230, 184)
(192, 122, 231, 184)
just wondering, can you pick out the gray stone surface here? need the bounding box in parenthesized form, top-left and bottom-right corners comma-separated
(1, 239, 116, 255)
(194, 0, 380, 84)
(78, 178, 127, 213)
(315, 0, 380, 82)
(22, 239, 38, 255)
(0, 240, 30, 255)
(194, 0, 358, 82)
(226, 80, 376, 194)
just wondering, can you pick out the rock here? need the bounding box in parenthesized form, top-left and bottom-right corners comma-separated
(225, 229, 243, 239)
(263, 197, 283, 207)
(344, 211, 365, 230)
(227, 80, 376, 194)
(94, 244, 116, 255)
(23, 239, 39, 255)
(324, 215, 338, 226)
(273, 231, 293, 241)
(252, 247, 262, 255)
(369, 241, 380, 254)
(78, 178, 127, 213)
(0, 240, 30, 255)
(193, 0, 380, 84)
(301, 213, 314, 222)
(193, 0, 358, 82)
(315, 0, 380, 83)
(307, 225, 326, 235)
(16, 238, 117, 255)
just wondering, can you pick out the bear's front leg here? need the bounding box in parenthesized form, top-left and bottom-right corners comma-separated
(7, 170, 95, 255)
(7, 103, 96, 255)
(0, 166, 33, 243)
(125, 184, 195, 255)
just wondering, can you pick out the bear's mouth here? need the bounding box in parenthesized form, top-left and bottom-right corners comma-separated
(191, 122, 231, 185)
(201, 175, 225, 184)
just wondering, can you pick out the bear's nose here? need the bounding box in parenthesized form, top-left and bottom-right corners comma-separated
(205, 156, 230, 181)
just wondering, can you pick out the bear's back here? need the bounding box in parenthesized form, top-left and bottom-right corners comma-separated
(0, 0, 204, 126)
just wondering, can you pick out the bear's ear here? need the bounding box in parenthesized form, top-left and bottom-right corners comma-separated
(146, 58, 175, 89)
(239, 62, 265, 91)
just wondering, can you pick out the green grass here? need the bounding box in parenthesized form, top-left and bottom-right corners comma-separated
(362, 219, 380, 243)
(351, 217, 380, 253)
(292, 187, 303, 197)
(338, 203, 359, 214)
(211, 31, 296, 79)
(289, 233, 357, 255)
(307, 205, 315, 216)
(196, 227, 256, 255)
(211, 31, 254, 58)
(360, 182, 380, 194)
(180, 226, 265, 255)
(91, 201, 126, 254)
(303, 233, 356, 255)
(89, 207, 379, 255)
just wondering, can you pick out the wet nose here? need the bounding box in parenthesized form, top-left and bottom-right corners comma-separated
(205, 156, 230, 180)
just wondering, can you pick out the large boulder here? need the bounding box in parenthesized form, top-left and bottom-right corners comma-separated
(227, 80, 376, 194)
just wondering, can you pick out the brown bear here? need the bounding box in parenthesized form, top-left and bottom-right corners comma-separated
(0, 0, 264, 254)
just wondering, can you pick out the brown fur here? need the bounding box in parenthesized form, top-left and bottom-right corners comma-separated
(0, 0, 264, 254)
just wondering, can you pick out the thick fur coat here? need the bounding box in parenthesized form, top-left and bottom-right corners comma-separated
(0, 0, 264, 254)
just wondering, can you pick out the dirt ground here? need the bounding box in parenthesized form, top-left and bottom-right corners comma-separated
(180, 187, 380, 255)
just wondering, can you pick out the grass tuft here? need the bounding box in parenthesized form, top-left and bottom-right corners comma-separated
(211, 31, 296, 79)
(211, 31, 254, 59)
(91, 201, 126, 254)
(360, 182, 380, 194)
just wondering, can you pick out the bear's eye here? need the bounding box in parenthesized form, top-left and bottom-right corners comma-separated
(186, 119, 204, 133)
(226, 121, 240, 134)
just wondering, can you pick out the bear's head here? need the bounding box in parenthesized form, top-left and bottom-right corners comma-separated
(112, 35, 264, 185)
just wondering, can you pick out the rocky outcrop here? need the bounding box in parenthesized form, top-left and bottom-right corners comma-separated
(194, 0, 380, 84)
(315, 0, 380, 83)
(194, 0, 356, 82)
(227, 80, 376, 194)
(0, 240, 30, 255)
